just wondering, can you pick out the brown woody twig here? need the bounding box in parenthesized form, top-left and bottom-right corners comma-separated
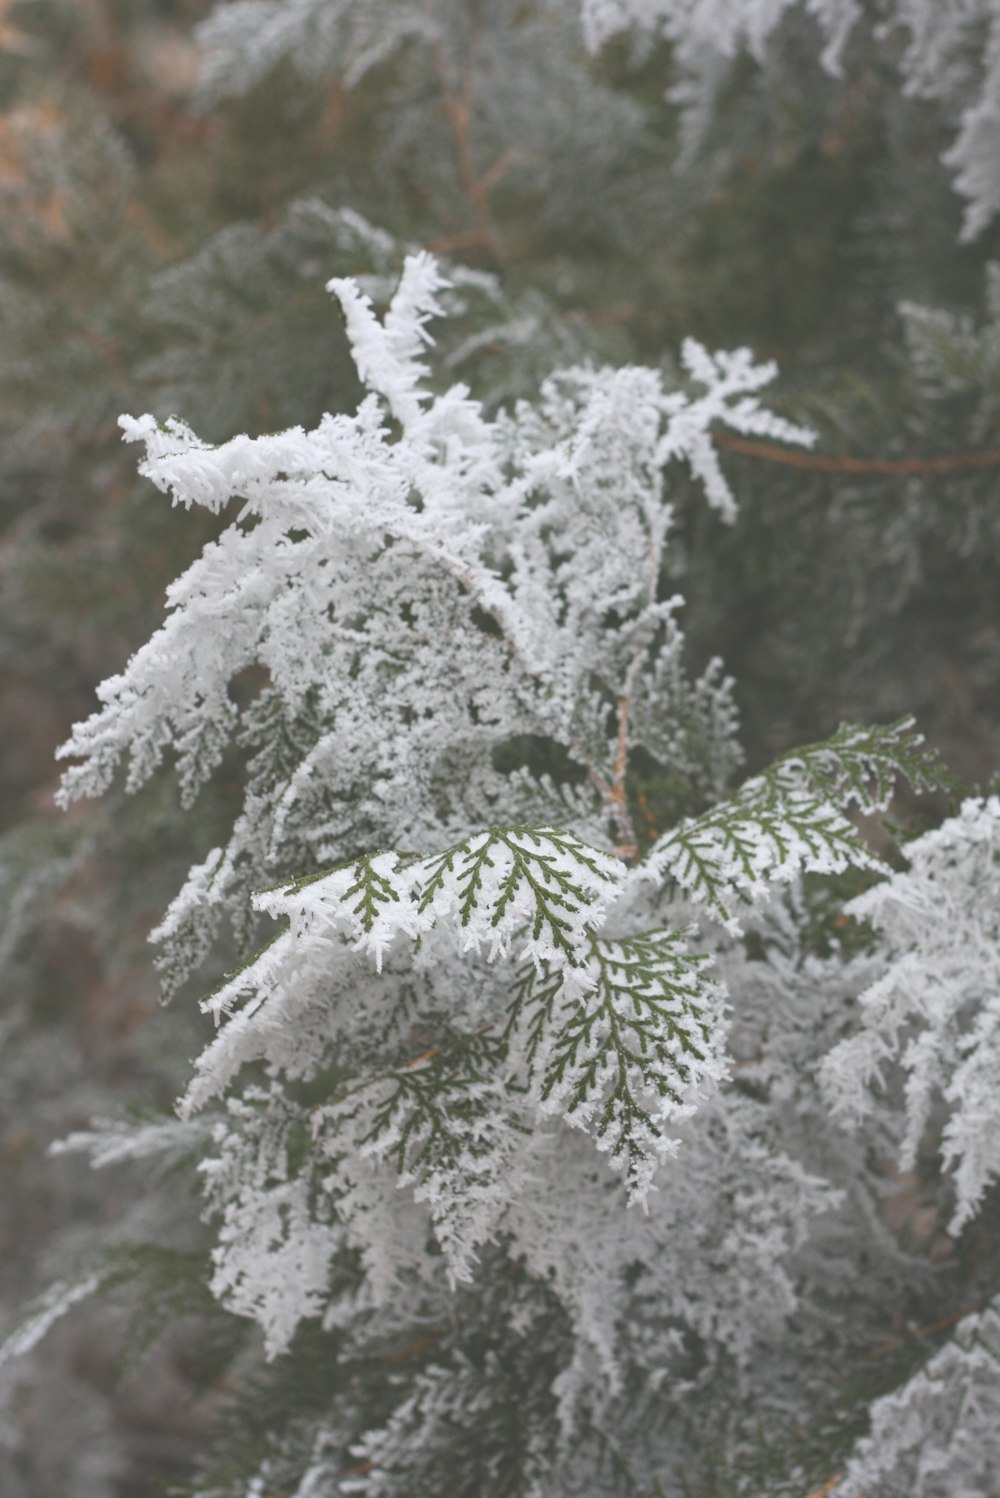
(713, 431, 1000, 477)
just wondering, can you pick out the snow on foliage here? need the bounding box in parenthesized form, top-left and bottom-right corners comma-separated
(196, 0, 1000, 239)
(823, 796, 1000, 1232)
(583, 0, 1000, 239)
(0, 1275, 106, 1374)
(838, 1298, 1000, 1498)
(56, 254, 809, 999)
(581, 0, 860, 71)
(50, 256, 957, 1486)
(634, 718, 942, 929)
(196, 0, 434, 100)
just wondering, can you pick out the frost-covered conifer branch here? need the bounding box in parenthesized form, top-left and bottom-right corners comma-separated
(55, 256, 810, 998)
(582, 0, 1000, 241)
(509, 929, 726, 1200)
(178, 824, 728, 1216)
(634, 717, 943, 928)
(46, 247, 971, 1494)
(823, 795, 1000, 1232)
(196, 0, 434, 102)
(837, 1297, 1000, 1498)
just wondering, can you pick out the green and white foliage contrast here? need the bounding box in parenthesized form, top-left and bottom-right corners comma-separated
(55, 257, 953, 1491)
(57, 251, 807, 990)
(582, 0, 1000, 240)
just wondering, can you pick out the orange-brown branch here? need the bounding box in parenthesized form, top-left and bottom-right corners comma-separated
(578, 658, 645, 863)
(429, 28, 518, 259)
(611, 684, 639, 863)
(713, 430, 1000, 477)
(384, 1325, 446, 1363)
(802, 1478, 841, 1498)
(866, 1302, 979, 1360)
(426, 226, 496, 255)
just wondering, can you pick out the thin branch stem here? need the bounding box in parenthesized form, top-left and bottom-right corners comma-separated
(428, 21, 517, 259)
(610, 655, 644, 863)
(866, 1301, 981, 1359)
(713, 430, 1000, 477)
(801, 1479, 841, 1498)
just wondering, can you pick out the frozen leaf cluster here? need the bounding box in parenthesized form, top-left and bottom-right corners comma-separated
(56, 252, 806, 1000)
(581, 0, 860, 72)
(838, 1298, 1000, 1498)
(635, 718, 938, 929)
(823, 796, 1000, 1231)
(47, 248, 964, 1493)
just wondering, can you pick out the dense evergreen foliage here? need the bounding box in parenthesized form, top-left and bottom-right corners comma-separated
(1, 3, 999, 1495)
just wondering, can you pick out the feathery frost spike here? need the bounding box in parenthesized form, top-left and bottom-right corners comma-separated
(329, 253, 449, 428)
(0, 1274, 106, 1373)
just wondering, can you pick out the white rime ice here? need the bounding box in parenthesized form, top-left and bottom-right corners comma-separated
(823, 796, 1000, 1233)
(47, 253, 974, 1492)
(837, 1299, 1000, 1498)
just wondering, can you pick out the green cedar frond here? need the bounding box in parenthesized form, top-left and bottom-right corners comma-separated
(508, 930, 726, 1202)
(640, 719, 952, 928)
